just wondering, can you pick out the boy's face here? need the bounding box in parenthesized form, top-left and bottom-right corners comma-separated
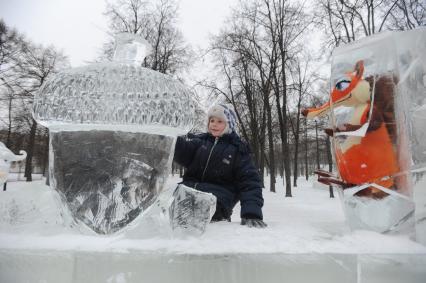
(208, 116, 226, 137)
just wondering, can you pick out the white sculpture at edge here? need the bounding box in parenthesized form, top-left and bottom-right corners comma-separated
(0, 142, 27, 186)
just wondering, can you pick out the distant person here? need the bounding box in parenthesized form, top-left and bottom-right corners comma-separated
(173, 103, 266, 228)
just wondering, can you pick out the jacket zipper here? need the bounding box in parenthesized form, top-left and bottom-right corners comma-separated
(201, 137, 219, 181)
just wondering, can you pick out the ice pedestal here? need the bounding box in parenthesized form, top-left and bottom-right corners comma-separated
(1, 250, 425, 283)
(343, 194, 415, 233)
(339, 184, 416, 234)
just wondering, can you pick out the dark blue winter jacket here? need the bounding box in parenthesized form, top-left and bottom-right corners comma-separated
(173, 132, 264, 220)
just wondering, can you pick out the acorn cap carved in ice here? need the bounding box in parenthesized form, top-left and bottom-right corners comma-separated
(33, 33, 196, 133)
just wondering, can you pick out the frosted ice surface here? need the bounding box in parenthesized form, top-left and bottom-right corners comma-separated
(33, 33, 196, 132)
(33, 63, 196, 131)
(50, 130, 175, 234)
(169, 184, 216, 235)
(343, 193, 415, 233)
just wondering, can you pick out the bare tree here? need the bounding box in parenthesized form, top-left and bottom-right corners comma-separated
(12, 43, 68, 181)
(386, 0, 426, 30)
(304, 78, 336, 197)
(288, 52, 317, 187)
(315, 0, 425, 49)
(234, 1, 279, 191)
(0, 19, 27, 148)
(1, 19, 69, 181)
(314, 0, 358, 47)
(262, 0, 312, 196)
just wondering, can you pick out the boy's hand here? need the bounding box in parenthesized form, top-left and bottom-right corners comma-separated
(241, 217, 267, 228)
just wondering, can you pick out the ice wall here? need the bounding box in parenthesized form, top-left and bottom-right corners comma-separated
(1, 250, 425, 283)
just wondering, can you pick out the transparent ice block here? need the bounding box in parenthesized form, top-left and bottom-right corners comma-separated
(329, 28, 426, 235)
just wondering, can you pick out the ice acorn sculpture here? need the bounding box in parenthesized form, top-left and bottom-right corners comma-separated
(33, 33, 196, 234)
(303, 29, 426, 234)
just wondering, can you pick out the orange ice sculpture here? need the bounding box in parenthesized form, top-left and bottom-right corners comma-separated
(302, 60, 399, 198)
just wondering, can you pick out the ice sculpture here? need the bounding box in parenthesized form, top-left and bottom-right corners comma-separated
(33, 33, 196, 234)
(169, 184, 216, 235)
(0, 142, 27, 188)
(303, 28, 426, 234)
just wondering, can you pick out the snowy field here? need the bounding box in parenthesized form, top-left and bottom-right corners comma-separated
(0, 175, 425, 254)
(1, 175, 426, 283)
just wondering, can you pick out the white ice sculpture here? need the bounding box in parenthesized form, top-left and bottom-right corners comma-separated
(169, 184, 217, 235)
(33, 33, 197, 234)
(0, 142, 26, 186)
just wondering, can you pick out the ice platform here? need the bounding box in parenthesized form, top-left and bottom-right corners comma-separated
(1, 250, 426, 283)
(1, 177, 425, 283)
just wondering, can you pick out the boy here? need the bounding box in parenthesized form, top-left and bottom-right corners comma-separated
(173, 104, 266, 228)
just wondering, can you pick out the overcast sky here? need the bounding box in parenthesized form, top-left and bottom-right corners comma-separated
(1, 0, 237, 67)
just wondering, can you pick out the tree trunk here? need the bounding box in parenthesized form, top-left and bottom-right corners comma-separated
(326, 136, 334, 198)
(292, 118, 298, 187)
(315, 120, 320, 169)
(292, 111, 302, 187)
(6, 95, 13, 148)
(266, 104, 276, 192)
(259, 145, 265, 184)
(179, 165, 183, 178)
(304, 118, 309, 180)
(42, 130, 49, 177)
(281, 74, 292, 197)
(257, 89, 268, 184)
(24, 119, 37, 182)
(273, 68, 291, 196)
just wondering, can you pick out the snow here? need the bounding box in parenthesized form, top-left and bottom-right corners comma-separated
(1, 175, 425, 255)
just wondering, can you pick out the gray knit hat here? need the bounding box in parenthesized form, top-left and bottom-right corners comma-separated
(207, 104, 237, 136)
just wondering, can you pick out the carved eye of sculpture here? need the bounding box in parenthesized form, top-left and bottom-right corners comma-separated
(335, 80, 350, 91)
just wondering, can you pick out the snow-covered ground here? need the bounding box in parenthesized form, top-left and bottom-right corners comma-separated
(1, 175, 426, 283)
(1, 175, 425, 254)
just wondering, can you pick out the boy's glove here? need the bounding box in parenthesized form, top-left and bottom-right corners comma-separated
(241, 214, 267, 228)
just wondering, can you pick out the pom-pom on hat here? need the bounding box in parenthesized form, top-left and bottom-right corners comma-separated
(207, 103, 237, 136)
